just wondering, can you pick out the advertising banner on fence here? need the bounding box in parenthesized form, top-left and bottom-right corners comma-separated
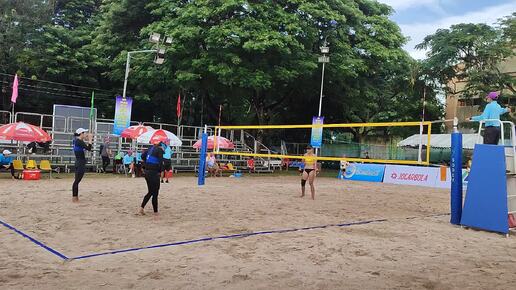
(310, 116, 324, 148)
(344, 163, 385, 182)
(434, 166, 451, 189)
(431, 167, 470, 189)
(383, 165, 438, 187)
(113, 96, 133, 136)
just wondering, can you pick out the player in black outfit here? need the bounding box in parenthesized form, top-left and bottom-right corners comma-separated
(139, 141, 164, 218)
(72, 128, 92, 202)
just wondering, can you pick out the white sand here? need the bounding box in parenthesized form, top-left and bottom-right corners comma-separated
(0, 174, 515, 289)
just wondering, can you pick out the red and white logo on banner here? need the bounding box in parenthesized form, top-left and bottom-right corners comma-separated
(383, 165, 439, 187)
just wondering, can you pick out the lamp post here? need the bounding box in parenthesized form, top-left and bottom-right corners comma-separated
(318, 38, 330, 117)
(121, 33, 172, 100)
(316, 38, 330, 156)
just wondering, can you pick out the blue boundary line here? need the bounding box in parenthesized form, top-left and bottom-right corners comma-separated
(73, 215, 448, 261)
(0, 219, 69, 260)
(1, 213, 450, 262)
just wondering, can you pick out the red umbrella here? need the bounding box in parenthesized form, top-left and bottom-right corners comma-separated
(120, 124, 154, 139)
(193, 136, 235, 150)
(137, 129, 182, 146)
(0, 122, 52, 142)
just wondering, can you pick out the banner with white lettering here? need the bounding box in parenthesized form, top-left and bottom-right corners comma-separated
(344, 163, 385, 182)
(383, 165, 438, 187)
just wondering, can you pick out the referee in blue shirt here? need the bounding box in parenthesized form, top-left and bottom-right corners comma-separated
(469, 92, 512, 145)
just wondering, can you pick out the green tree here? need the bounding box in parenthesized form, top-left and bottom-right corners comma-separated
(137, 0, 416, 141)
(17, 0, 102, 85)
(0, 0, 52, 109)
(416, 15, 515, 99)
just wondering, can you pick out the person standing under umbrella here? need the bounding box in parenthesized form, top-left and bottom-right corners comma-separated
(161, 140, 173, 183)
(72, 128, 92, 202)
(139, 140, 164, 218)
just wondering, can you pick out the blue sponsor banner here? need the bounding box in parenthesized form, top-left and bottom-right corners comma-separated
(113, 96, 133, 136)
(344, 163, 385, 182)
(310, 116, 324, 148)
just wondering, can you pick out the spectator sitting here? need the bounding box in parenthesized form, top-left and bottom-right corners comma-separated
(206, 153, 220, 177)
(247, 157, 255, 173)
(0, 150, 15, 179)
(26, 141, 51, 154)
(340, 155, 349, 177)
(113, 152, 123, 174)
(123, 151, 135, 177)
(134, 151, 143, 177)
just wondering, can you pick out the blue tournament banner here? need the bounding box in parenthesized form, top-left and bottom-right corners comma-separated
(344, 163, 385, 182)
(113, 96, 133, 136)
(310, 116, 324, 148)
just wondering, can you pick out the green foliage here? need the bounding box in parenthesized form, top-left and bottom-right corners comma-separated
(1, 0, 454, 143)
(0, 0, 52, 74)
(416, 15, 515, 99)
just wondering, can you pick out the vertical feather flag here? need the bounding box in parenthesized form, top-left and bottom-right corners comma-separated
(10, 74, 18, 104)
(176, 93, 181, 120)
(89, 91, 95, 120)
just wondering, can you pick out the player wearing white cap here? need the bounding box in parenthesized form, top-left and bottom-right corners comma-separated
(72, 128, 92, 202)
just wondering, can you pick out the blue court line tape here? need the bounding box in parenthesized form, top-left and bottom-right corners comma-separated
(0, 219, 69, 261)
(1, 213, 451, 262)
(72, 216, 434, 261)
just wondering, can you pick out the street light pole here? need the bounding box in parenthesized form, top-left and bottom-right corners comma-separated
(318, 61, 326, 117)
(316, 38, 330, 156)
(318, 38, 330, 117)
(121, 33, 172, 100)
(122, 50, 157, 100)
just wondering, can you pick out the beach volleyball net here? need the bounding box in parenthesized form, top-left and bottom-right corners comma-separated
(212, 121, 433, 165)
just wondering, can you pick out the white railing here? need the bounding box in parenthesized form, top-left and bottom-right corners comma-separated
(475, 119, 515, 171)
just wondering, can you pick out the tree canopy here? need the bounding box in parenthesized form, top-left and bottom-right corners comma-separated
(416, 13, 515, 100)
(10, 0, 506, 143)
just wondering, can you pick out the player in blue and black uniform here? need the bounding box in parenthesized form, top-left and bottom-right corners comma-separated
(139, 141, 164, 217)
(72, 128, 92, 202)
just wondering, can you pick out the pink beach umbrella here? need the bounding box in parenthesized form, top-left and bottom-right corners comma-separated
(137, 129, 182, 146)
(120, 124, 154, 139)
(193, 136, 235, 150)
(0, 122, 52, 143)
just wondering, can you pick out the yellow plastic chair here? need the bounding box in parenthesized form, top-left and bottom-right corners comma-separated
(25, 160, 37, 170)
(39, 160, 53, 178)
(13, 160, 24, 171)
(12, 160, 24, 179)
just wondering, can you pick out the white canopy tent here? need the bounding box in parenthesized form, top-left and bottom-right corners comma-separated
(397, 134, 479, 149)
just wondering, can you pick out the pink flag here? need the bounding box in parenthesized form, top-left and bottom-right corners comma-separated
(11, 74, 19, 104)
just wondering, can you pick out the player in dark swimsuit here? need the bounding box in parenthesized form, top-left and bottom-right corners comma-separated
(301, 146, 318, 200)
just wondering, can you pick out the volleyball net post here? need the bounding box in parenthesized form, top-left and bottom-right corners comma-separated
(450, 117, 463, 225)
(197, 125, 208, 186)
(212, 121, 433, 165)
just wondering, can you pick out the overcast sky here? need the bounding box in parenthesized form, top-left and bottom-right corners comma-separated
(378, 0, 516, 59)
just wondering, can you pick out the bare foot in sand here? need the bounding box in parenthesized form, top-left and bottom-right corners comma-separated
(138, 208, 146, 215)
(152, 212, 160, 221)
(72, 196, 79, 203)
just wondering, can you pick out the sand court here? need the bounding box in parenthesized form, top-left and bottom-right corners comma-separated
(1, 175, 516, 289)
